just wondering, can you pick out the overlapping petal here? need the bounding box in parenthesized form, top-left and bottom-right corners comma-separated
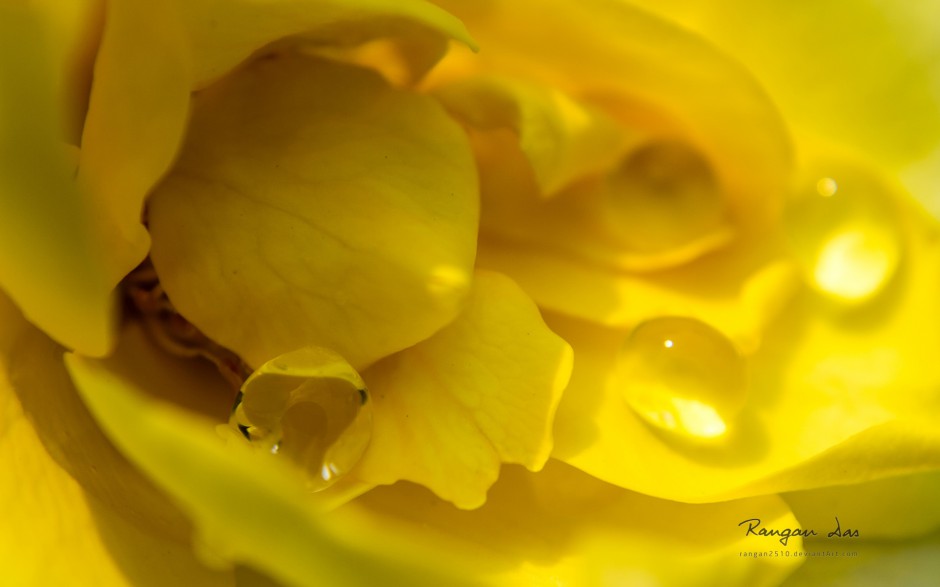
(4, 0, 475, 355)
(355, 270, 573, 508)
(149, 54, 478, 370)
(65, 341, 479, 587)
(431, 0, 792, 232)
(434, 76, 627, 196)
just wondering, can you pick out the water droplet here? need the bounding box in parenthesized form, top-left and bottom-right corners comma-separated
(615, 317, 747, 440)
(230, 346, 373, 491)
(602, 140, 728, 254)
(785, 162, 902, 304)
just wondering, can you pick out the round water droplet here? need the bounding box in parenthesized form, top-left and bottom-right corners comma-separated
(615, 317, 747, 440)
(230, 346, 373, 491)
(602, 140, 728, 254)
(784, 162, 902, 304)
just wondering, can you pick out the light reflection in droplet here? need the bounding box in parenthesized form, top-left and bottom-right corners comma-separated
(230, 346, 373, 491)
(785, 163, 902, 304)
(615, 316, 747, 440)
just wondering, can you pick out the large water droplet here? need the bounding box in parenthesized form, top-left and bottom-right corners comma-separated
(602, 140, 728, 254)
(615, 317, 747, 440)
(784, 162, 902, 304)
(230, 346, 373, 491)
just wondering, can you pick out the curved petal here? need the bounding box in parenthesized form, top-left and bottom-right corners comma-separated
(149, 55, 478, 370)
(343, 461, 803, 586)
(551, 203, 940, 502)
(0, 293, 231, 586)
(353, 270, 573, 508)
(0, 4, 115, 356)
(65, 345, 479, 587)
(77, 0, 477, 319)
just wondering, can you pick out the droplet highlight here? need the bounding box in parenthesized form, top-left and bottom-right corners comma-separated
(615, 317, 747, 440)
(230, 346, 373, 491)
(785, 162, 902, 304)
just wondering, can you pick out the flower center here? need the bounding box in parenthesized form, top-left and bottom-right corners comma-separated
(122, 259, 373, 491)
(123, 258, 251, 390)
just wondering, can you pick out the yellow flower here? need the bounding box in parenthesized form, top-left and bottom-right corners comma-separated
(2, 2, 940, 587)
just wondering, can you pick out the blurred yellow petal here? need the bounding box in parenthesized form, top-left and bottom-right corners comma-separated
(355, 270, 573, 508)
(344, 461, 803, 586)
(27, 0, 102, 144)
(784, 470, 940, 541)
(149, 54, 478, 370)
(0, 4, 115, 356)
(77, 0, 476, 315)
(625, 0, 940, 170)
(0, 293, 231, 586)
(552, 202, 940, 501)
(432, 0, 792, 233)
(66, 344, 479, 587)
(435, 76, 627, 196)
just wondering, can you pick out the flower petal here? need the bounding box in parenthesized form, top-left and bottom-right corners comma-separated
(434, 76, 627, 196)
(0, 294, 231, 586)
(65, 345, 479, 587)
(343, 461, 803, 586)
(432, 0, 792, 232)
(148, 54, 478, 370)
(0, 5, 115, 356)
(354, 270, 573, 509)
(77, 0, 476, 316)
(552, 204, 940, 501)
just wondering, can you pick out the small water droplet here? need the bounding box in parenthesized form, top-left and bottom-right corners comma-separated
(230, 346, 373, 491)
(785, 162, 902, 304)
(615, 317, 747, 440)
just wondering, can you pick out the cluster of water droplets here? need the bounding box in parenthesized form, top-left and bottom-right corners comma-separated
(229, 346, 373, 491)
